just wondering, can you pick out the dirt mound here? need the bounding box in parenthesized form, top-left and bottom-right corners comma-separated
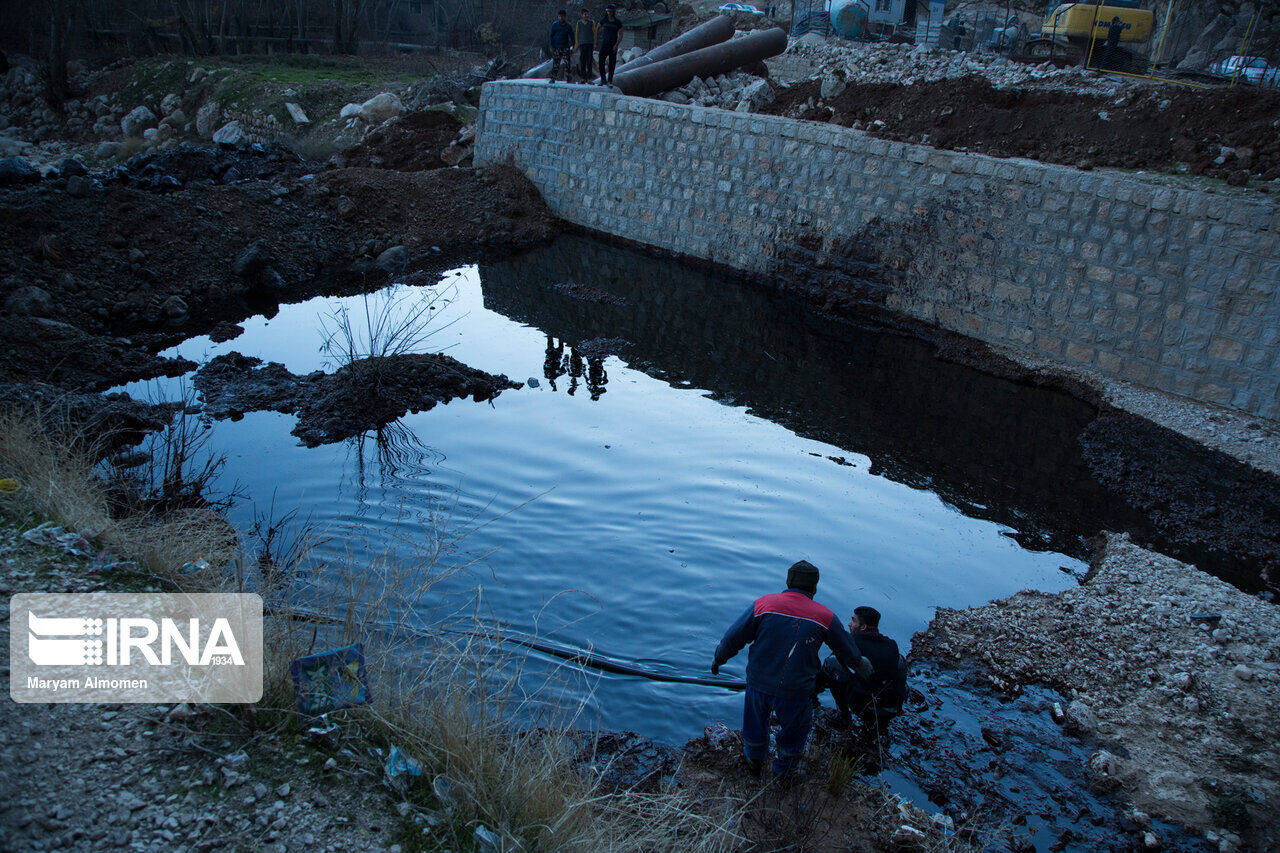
(192, 351, 519, 446)
(345, 109, 464, 171)
(764, 76, 1280, 183)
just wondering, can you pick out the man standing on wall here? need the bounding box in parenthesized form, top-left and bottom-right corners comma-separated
(575, 8, 596, 83)
(597, 5, 623, 85)
(548, 9, 576, 83)
(712, 560, 871, 779)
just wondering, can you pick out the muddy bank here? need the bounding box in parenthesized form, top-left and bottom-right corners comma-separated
(763, 77, 1280, 184)
(913, 533, 1280, 850)
(0, 157, 557, 392)
(192, 351, 519, 447)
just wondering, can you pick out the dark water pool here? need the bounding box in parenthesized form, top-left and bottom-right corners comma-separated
(121, 235, 1121, 744)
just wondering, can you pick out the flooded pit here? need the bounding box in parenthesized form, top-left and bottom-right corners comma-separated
(115, 234, 1254, 848)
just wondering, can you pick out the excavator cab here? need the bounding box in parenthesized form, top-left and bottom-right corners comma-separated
(1023, 0, 1153, 65)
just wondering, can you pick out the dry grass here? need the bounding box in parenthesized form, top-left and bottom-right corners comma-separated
(0, 408, 241, 589)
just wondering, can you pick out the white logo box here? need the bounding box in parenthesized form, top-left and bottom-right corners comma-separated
(10, 593, 263, 704)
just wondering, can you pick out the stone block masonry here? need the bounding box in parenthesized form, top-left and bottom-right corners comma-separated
(476, 80, 1280, 422)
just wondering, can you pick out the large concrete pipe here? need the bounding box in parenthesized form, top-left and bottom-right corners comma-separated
(521, 59, 553, 79)
(613, 27, 787, 98)
(614, 14, 735, 74)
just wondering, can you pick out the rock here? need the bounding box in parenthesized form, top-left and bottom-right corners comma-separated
(160, 109, 187, 129)
(160, 93, 182, 115)
(1087, 750, 1120, 790)
(0, 137, 29, 157)
(359, 92, 405, 123)
(143, 127, 160, 143)
(0, 157, 40, 186)
(819, 73, 846, 99)
(212, 121, 248, 146)
(660, 91, 691, 105)
(1183, 695, 1201, 712)
(741, 78, 774, 109)
(339, 102, 362, 120)
(440, 143, 469, 166)
(160, 295, 189, 320)
(375, 245, 410, 271)
(334, 196, 357, 219)
(1232, 664, 1253, 681)
(120, 105, 157, 137)
(285, 102, 310, 124)
(65, 175, 91, 198)
(1065, 699, 1097, 734)
(58, 158, 88, 177)
(232, 241, 271, 278)
(195, 101, 221, 138)
(4, 286, 55, 317)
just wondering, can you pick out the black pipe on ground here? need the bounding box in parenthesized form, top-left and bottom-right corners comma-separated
(613, 27, 787, 98)
(614, 14, 735, 75)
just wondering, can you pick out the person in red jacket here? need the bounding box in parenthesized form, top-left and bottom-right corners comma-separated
(713, 560, 871, 778)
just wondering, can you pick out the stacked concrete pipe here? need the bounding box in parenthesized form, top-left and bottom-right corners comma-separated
(613, 27, 787, 98)
(613, 14, 735, 74)
(521, 14, 736, 81)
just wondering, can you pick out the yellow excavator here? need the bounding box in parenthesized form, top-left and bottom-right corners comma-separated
(1022, 0, 1153, 67)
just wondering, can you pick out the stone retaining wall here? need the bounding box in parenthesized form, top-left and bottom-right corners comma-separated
(475, 79, 1280, 421)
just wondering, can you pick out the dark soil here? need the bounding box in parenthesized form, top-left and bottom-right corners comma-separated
(345, 109, 464, 171)
(0, 381, 180, 451)
(1080, 412, 1280, 588)
(0, 158, 558, 391)
(764, 76, 1280, 184)
(191, 351, 519, 447)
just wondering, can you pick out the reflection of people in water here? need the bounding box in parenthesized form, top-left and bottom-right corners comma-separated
(543, 335, 566, 391)
(542, 336, 608, 399)
(566, 347, 583, 396)
(586, 355, 607, 400)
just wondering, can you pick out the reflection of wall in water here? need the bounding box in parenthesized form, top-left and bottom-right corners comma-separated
(481, 236, 1157, 560)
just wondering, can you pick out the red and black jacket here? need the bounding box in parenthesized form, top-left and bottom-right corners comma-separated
(714, 588, 864, 698)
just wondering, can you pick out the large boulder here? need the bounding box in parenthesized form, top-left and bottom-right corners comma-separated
(359, 93, 405, 124)
(120, 105, 157, 138)
(0, 157, 39, 186)
(195, 101, 222, 138)
(212, 120, 249, 147)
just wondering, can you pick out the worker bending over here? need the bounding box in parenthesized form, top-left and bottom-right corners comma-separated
(713, 560, 872, 778)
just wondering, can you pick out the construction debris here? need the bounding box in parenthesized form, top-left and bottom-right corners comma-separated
(778, 35, 1149, 95)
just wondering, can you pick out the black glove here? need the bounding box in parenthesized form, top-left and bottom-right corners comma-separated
(711, 661, 720, 676)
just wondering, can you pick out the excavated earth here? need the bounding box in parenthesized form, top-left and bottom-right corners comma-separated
(0, 159, 556, 401)
(763, 77, 1280, 184)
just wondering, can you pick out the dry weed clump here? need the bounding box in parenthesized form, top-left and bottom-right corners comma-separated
(0, 408, 240, 588)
